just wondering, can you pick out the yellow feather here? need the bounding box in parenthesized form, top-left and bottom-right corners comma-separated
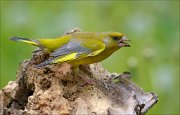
(21, 40, 37, 45)
(52, 53, 78, 63)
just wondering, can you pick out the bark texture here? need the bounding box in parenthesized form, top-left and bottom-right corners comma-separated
(0, 50, 158, 115)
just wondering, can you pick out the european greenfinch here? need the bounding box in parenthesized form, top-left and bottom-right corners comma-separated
(10, 31, 130, 67)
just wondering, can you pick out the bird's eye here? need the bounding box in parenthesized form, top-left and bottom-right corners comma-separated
(113, 36, 119, 41)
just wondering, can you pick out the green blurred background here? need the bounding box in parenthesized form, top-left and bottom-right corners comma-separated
(0, 1, 179, 114)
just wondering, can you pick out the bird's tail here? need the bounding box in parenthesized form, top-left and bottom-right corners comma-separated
(10, 37, 39, 46)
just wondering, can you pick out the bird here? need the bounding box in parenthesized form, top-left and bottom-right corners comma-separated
(10, 31, 130, 67)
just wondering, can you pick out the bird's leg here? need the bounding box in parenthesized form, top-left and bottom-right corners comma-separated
(72, 65, 95, 85)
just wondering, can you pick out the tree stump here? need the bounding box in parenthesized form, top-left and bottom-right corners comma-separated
(0, 49, 158, 115)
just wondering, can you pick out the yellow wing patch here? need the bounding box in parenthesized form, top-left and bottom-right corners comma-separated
(88, 48, 105, 56)
(52, 53, 78, 63)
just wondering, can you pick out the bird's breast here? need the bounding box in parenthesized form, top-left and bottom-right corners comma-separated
(69, 47, 119, 65)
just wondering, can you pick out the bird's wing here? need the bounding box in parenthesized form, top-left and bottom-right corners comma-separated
(36, 39, 105, 67)
(50, 40, 91, 57)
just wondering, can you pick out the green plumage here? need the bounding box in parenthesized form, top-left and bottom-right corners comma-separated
(10, 32, 130, 67)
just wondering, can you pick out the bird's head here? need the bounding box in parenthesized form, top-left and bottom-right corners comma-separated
(103, 32, 130, 48)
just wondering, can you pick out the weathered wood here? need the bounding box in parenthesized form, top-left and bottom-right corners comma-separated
(0, 49, 158, 115)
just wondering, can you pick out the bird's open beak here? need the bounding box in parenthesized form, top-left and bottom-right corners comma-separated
(118, 36, 131, 47)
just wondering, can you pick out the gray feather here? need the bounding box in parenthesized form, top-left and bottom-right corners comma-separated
(35, 57, 60, 67)
(50, 40, 91, 57)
